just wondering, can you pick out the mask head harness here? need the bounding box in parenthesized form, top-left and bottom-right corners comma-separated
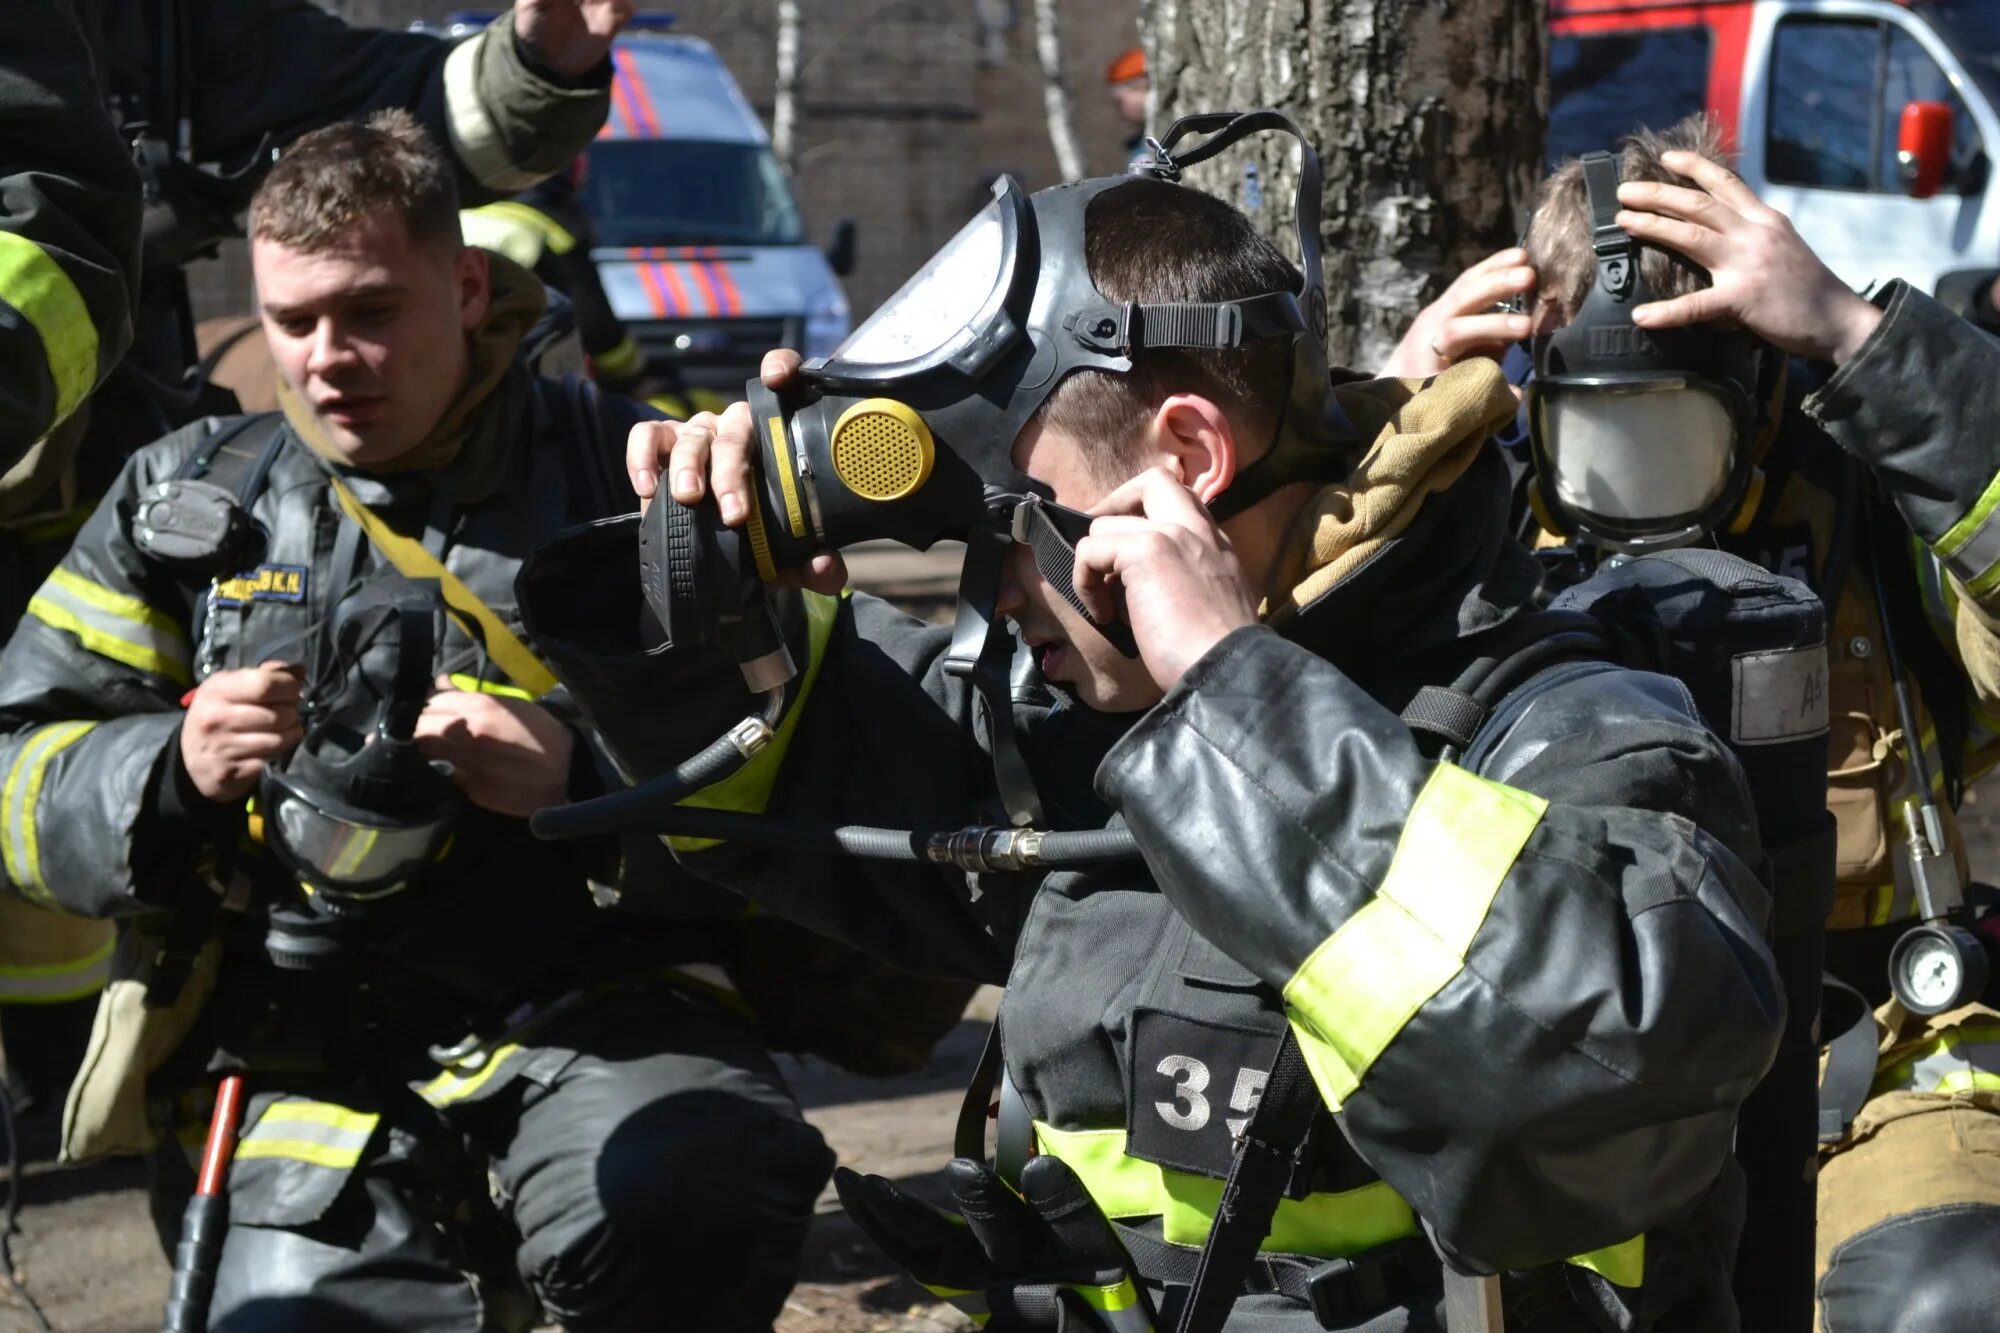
(1527, 151, 1771, 553)
(260, 583, 462, 968)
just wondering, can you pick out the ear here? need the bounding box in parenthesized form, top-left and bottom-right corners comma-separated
(1150, 394, 1238, 504)
(456, 244, 491, 331)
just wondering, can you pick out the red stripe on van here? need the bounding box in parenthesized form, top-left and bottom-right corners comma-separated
(686, 260, 724, 317)
(702, 249, 744, 316)
(630, 251, 670, 316)
(658, 263, 699, 316)
(619, 48, 665, 136)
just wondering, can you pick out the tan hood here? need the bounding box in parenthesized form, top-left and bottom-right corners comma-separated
(279, 252, 546, 492)
(1263, 359, 1521, 622)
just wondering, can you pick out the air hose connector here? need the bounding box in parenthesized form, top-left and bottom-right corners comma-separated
(926, 826, 1047, 873)
(726, 715, 776, 759)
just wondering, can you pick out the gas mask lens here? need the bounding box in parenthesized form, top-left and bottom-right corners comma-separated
(263, 769, 455, 901)
(1537, 382, 1737, 525)
(831, 198, 1011, 367)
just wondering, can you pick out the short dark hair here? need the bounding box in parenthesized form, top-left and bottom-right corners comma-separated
(1525, 113, 1728, 319)
(1038, 178, 1302, 482)
(249, 109, 461, 253)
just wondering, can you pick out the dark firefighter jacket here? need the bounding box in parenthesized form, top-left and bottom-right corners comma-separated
(521, 359, 1786, 1327)
(1, 2, 611, 523)
(0, 350, 734, 1077)
(0, 0, 143, 467)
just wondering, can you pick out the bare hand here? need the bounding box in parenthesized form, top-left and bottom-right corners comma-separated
(180, 662, 304, 802)
(1615, 150, 1883, 365)
(513, 0, 634, 80)
(413, 680, 575, 818)
(1383, 248, 1534, 378)
(624, 348, 847, 594)
(1072, 469, 1259, 695)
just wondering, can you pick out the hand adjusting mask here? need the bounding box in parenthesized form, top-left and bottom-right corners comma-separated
(1527, 151, 1770, 553)
(537, 108, 1355, 848)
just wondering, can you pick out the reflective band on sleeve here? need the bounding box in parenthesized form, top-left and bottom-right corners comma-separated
(442, 30, 544, 192)
(1282, 763, 1547, 1110)
(418, 1040, 524, 1107)
(471, 201, 576, 254)
(1933, 465, 2000, 599)
(27, 566, 190, 684)
(2, 721, 99, 906)
(446, 672, 538, 702)
(595, 334, 645, 381)
(0, 231, 100, 432)
(234, 1099, 380, 1170)
(667, 591, 842, 852)
(0, 934, 113, 1003)
(1033, 1122, 1419, 1259)
(1566, 1234, 1646, 1288)
(1872, 1022, 2000, 1097)
(459, 207, 548, 270)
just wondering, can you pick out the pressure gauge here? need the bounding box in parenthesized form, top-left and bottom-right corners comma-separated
(1888, 924, 1990, 1016)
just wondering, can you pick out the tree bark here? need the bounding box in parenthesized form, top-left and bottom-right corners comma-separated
(1034, 0, 1087, 182)
(1145, 0, 1546, 370)
(772, 0, 802, 178)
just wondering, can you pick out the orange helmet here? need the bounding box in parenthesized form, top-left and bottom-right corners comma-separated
(1105, 47, 1146, 85)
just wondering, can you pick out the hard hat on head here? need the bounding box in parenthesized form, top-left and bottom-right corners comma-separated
(1106, 48, 1146, 85)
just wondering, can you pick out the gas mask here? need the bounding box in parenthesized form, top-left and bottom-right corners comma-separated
(260, 584, 461, 967)
(535, 109, 1358, 858)
(1527, 151, 1770, 554)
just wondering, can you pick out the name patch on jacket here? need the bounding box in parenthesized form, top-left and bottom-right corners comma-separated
(213, 564, 308, 607)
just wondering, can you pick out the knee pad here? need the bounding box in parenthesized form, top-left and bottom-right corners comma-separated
(1819, 1203, 2000, 1333)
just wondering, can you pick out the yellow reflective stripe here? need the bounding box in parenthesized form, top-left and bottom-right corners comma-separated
(2, 721, 97, 906)
(0, 934, 113, 1003)
(472, 201, 576, 254)
(255, 1102, 379, 1136)
(920, 1284, 990, 1324)
(1872, 1022, 2000, 1096)
(668, 591, 842, 852)
(447, 672, 537, 702)
(459, 208, 547, 269)
(28, 566, 191, 683)
(766, 415, 808, 540)
(419, 1041, 522, 1106)
(0, 230, 100, 430)
(1567, 1234, 1645, 1288)
(232, 1138, 365, 1170)
(1283, 764, 1547, 1109)
(1033, 1123, 1418, 1259)
(1070, 1276, 1142, 1313)
(595, 334, 645, 380)
(1936, 466, 2000, 597)
(325, 474, 557, 697)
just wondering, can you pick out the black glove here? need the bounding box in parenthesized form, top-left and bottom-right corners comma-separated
(836, 1155, 1156, 1331)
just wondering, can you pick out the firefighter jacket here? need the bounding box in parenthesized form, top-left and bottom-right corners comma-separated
(0, 343, 732, 1073)
(0, 0, 143, 467)
(522, 361, 1786, 1327)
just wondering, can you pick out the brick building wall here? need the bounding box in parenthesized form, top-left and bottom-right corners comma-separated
(190, 1, 1141, 325)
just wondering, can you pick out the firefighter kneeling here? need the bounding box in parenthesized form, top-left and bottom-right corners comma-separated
(0, 112, 831, 1331)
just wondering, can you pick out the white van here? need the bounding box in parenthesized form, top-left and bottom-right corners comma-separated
(441, 13, 854, 390)
(1551, 1, 2000, 304)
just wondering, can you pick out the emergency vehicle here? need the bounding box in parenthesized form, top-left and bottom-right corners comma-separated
(1551, 1, 2000, 303)
(443, 13, 854, 391)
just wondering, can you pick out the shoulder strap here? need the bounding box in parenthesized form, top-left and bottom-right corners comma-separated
(173, 412, 287, 500)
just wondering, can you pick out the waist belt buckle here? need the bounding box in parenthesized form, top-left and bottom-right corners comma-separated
(1306, 1239, 1429, 1328)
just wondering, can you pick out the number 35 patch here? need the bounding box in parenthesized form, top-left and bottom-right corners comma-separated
(1125, 1007, 1278, 1180)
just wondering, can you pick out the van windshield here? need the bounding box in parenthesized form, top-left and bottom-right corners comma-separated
(581, 141, 806, 248)
(1927, 2, 2000, 107)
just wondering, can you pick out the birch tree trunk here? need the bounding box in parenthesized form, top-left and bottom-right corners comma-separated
(1034, 0, 1087, 182)
(772, 0, 802, 178)
(1145, 0, 1546, 370)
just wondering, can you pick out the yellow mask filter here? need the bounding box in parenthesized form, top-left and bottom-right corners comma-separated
(829, 399, 935, 502)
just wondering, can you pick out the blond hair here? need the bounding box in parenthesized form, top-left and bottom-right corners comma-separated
(1525, 113, 1729, 318)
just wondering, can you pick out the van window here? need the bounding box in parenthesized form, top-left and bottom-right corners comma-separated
(1548, 28, 1711, 167)
(581, 141, 806, 249)
(1767, 17, 1987, 194)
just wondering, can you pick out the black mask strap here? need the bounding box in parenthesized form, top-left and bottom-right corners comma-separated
(1009, 495, 1139, 658)
(945, 528, 1045, 827)
(1580, 152, 1637, 298)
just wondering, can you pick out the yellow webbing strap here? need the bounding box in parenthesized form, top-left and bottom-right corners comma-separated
(325, 473, 557, 698)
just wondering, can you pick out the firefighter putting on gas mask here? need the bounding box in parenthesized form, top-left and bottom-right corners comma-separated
(0, 112, 834, 1332)
(1394, 114, 2000, 1333)
(517, 114, 1785, 1330)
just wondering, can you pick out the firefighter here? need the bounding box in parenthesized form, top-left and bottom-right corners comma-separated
(518, 144, 1785, 1326)
(1394, 117, 2000, 1331)
(0, 113, 831, 1332)
(0, 0, 630, 1121)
